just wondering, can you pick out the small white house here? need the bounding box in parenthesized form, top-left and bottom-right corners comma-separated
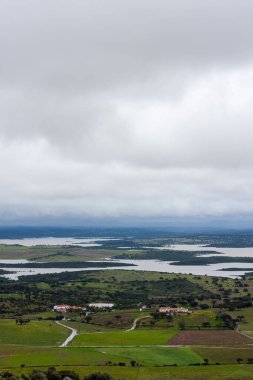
(53, 304, 69, 313)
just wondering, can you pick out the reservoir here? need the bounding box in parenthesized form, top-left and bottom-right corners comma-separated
(1, 239, 253, 280)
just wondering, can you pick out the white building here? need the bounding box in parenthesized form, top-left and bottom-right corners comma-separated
(53, 304, 84, 312)
(53, 304, 69, 312)
(159, 307, 191, 314)
(88, 303, 114, 310)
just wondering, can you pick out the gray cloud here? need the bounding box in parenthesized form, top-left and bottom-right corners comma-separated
(0, 0, 253, 223)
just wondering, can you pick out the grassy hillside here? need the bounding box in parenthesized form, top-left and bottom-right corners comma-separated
(0, 319, 68, 346)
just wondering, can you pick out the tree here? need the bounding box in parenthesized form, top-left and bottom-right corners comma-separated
(59, 370, 79, 380)
(85, 315, 92, 324)
(30, 371, 47, 380)
(16, 318, 30, 325)
(202, 322, 211, 328)
(178, 320, 186, 330)
(46, 367, 61, 380)
(83, 374, 114, 380)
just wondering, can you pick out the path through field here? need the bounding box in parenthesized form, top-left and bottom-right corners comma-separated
(56, 316, 152, 347)
(126, 316, 152, 331)
(236, 322, 253, 342)
(56, 321, 77, 347)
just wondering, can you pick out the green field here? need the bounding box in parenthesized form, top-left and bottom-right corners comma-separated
(193, 347, 253, 364)
(60, 321, 119, 333)
(0, 320, 68, 346)
(71, 328, 177, 346)
(103, 346, 201, 366)
(230, 307, 253, 331)
(176, 310, 217, 326)
(0, 346, 121, 368)
(0, 346, 201, 368)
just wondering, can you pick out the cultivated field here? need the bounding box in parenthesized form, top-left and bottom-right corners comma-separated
(70, 328, 177, 346)
(168, 330, 253, 346)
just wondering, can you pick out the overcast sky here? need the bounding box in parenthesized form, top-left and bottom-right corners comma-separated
(0, 0, 253, 226)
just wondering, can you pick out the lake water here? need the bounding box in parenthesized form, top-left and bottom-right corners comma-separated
(0, 237, 118, 247)
(169, 244, 253, 257)
(1, 239, 253, 280)
(2, 259, 253, 280)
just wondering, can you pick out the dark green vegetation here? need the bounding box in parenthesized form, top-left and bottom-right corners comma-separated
(2, 269, 253, 315)
(0, 269, 12, 275)
(3, 365, 253, 380)
(0, 367, 116, 380)
(0, 270, 207, 314)
(220, 267, 253, 271)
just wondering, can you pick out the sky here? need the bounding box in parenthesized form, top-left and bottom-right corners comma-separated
(0, 0, 253, 227)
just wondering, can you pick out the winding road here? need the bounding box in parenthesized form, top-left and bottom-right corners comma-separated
(57, 315, 152, 347)
(126, 316, 152, 331)
(57, 318, 253, 349)
(56, 321, 78, 347)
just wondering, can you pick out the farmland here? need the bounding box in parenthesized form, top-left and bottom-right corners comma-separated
(0, 273, 253, 380)
(168, 330, 253, 346)
(0, 346, 202, 368)
(70, 328, 177, 346)
(1, 234, 253, 379)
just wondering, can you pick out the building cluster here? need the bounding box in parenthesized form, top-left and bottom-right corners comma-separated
(53, 304, 84, 313)
(88, 303, 114, 310)
(159, 306, 191, 314)
(53, 303, 189, 314)
(53, 302, 114, 313)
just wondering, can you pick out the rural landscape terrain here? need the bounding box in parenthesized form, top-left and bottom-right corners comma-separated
(1, 229, 253, 379)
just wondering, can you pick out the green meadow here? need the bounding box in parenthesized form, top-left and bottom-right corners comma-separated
(0, 346, 201, 368)
(0, 319, 68, 346)
(101, 346, 202, 366)
(70, 328, 177, 346)
(193, 347, 253, 364)
(230, 307, 253, 331)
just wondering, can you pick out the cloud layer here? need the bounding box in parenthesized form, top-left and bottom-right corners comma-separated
(0, 0, 253, 224)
